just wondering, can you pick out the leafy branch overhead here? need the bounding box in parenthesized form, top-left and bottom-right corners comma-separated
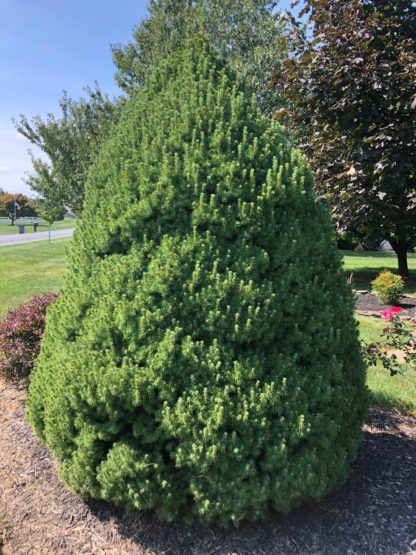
(273, 0, 416, 276)
(112, 0, 291, 115)
(14, 86, 123, 215)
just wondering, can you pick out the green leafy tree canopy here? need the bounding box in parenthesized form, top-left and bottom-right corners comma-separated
(112, 0, 290, 115)
(0, 193, 37, 223)
(14, 85, 122, 215)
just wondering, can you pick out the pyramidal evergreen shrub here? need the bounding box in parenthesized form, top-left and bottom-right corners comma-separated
(27, 39, 368, 526)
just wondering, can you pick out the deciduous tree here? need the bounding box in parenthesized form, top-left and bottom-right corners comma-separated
(112, 0, 290, 115)
(14, 86, 122, 215)
(273, 0, 416, 276)
(0, 193, 37, 222)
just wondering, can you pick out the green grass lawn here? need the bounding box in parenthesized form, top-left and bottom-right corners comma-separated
(0, 217, 76, 236)
(0, 238, 70, 319)
(357, 314, 416, 415)
(0, 242, 414, 415)
(342, 250, 416, 296)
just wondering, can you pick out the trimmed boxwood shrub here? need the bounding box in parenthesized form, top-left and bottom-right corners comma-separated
(371, 269, 405, 305)
(0, 293, 58, 382)
(27, 40, 367, 526)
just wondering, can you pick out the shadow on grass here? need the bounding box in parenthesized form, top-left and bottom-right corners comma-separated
(88, 410, 416, 555)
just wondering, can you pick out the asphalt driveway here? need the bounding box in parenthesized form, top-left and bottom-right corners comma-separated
(0, 228, 74, 246)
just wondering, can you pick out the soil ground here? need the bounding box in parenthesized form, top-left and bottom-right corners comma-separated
(355, 292, 416, 319)
(0, 378, 415, 555)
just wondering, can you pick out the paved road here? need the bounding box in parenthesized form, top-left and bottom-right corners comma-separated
(0, 228, 74, 246)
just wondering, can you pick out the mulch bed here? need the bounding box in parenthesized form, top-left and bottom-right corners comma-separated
(0, 379, 415, 555)
(355, 291, 416, 320)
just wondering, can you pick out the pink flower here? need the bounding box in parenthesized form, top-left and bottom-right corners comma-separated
(380, 310, 392, 321)
(380, 306, 402, 321)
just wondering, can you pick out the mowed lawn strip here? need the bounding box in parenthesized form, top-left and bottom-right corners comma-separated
(0, 238, 70, 319)
(0, 244, 414, 415)
(342, 250, 416, 296)
(0, 218, 76, 236)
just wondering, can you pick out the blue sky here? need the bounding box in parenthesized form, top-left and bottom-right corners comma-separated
(1, 0, 293, 195)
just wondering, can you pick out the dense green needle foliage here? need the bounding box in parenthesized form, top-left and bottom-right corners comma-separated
(27, 40, 367, 526)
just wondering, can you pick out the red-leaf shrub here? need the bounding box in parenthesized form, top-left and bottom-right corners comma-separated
(0, 293, 58, 382)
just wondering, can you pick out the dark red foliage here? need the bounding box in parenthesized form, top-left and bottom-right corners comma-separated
(273, 0, 416, 277)
(0, 293, 58, 382)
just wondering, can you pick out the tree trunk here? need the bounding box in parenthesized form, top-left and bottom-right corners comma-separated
(392, 242, 409, 279)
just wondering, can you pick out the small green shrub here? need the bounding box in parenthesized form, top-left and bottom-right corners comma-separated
(27, 40, 367, 526)
(371, 270, 404, 304)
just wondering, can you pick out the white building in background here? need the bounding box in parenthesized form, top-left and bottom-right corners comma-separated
(379, 240, 393, 251)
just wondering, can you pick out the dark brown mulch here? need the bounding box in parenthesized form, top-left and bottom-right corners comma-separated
(0, 379, 415, 555)
(355, 291, 416, 320)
